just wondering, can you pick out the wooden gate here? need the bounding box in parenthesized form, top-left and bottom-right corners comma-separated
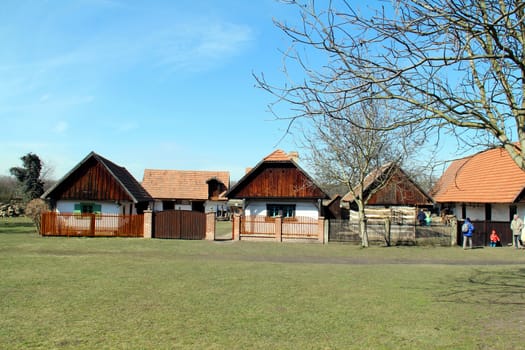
(153, 210, 206, 239)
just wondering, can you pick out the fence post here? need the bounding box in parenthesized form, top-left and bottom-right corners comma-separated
(205, 212, 216, 240)
(318, 216, 325, 243)
(450, 217, 458, 246)
(324, 218, 329, 243)
(233, 214, 241, 241)
(143, 209, 153, 238)
(275, 216, 282, 242)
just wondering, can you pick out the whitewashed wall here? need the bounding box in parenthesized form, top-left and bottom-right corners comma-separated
(452, 203, 525, 222)
(152, 201, 163, 212)
(492, 204, 511, 221)
(204, 201, 229, 213)
(244, 200, 320, 219)
(56, 200, 134, 215)
(460, 204, 485, 221)
(152, 200, 192, 211)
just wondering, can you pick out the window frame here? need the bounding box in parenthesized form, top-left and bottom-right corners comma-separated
(266, 204, 296, 218)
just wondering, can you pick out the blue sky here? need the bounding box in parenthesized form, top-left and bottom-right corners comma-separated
(1, 0, 309, 182)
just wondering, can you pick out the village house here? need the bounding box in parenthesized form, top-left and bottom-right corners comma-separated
(226, 150, 330, 219)
(41, 151, 152, 215)
(141, 169, 229, 216)
(39, 152, 152, 237)
(227, 150, 330, 242)
(431, 146, 525, 245)
(335, 163, 434, 245)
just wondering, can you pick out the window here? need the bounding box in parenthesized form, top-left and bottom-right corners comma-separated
(267, 204, 296, 218)
(74, 203, 101, 215)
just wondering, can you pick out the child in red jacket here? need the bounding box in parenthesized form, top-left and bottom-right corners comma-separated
(489, 229, 501, 247)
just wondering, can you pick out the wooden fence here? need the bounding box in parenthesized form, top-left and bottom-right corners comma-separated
(240, 216, 276, 238)
(40, 212, 144, 237)
(282, 216, 320, 239)
(239, 215, 323, 242)
(329, 207, 455, 246)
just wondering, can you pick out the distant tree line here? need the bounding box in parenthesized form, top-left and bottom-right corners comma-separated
(0, 175, 18, 201)
(1, 153, 55, 202)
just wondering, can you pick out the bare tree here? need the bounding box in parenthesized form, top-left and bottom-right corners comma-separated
(257, 0, 525, 169)
(25, 198, 49, 233)
(40, 161, 57, 193)
(300, 99, 421, 246)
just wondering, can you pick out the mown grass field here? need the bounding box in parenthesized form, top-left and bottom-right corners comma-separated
(2, 217, 525, 349)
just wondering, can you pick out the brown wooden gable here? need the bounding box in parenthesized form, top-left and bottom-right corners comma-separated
(47, 156, 134, 202)
(229, 162, 328, 199)
(207, 178, 228, 200)
(365, 167, 433, 206)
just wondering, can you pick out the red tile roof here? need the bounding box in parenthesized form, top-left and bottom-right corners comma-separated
(142, 169, 229, 200)
(263, 149, 293, 161)
(431, 147, 525, 203)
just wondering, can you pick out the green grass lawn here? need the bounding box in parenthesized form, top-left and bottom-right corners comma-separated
(2, 217, 525, 349)
(215, 220, 232, 240)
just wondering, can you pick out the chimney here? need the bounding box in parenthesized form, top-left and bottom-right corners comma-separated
(289, 151, 299, 163)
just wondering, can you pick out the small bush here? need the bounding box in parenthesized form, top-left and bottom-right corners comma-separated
(25, 199, 49, 233)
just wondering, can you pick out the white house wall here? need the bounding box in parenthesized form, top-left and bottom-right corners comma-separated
(245, 200, 319, 219)
(452, 203, 525, 222)
(492, 204, 511, 221)
(56, 200, 134, 215)
(460, 204, 485, 221)
(205, 201, 229, 214)
(152, 201, 163, 211)
(153, 200, 193, 211)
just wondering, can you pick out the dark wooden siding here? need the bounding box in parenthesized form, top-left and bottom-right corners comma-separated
(367, 172, 432, 206)
(323, 196, 349, 220)
(232, 163, 326, 199)
(49, 158, 134, 202)
(154, 210, 206, 239)
(208, 179, 227, 200)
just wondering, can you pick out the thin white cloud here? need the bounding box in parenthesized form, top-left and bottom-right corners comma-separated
(53, 121, 68, 134)
(0, 94, 94, 115)
(115, 121, 139, 134)
(153, 20, 255, 72)
(0, 9, 256, 111)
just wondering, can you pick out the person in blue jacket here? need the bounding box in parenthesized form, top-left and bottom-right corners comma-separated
(462, 217, 474, 250)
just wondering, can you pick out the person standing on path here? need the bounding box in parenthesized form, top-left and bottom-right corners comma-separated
(510, 214, 523, 249)
(462, 217, 474, 250)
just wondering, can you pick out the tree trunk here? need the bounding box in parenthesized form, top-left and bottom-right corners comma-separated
(357, 201, 369, 247)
